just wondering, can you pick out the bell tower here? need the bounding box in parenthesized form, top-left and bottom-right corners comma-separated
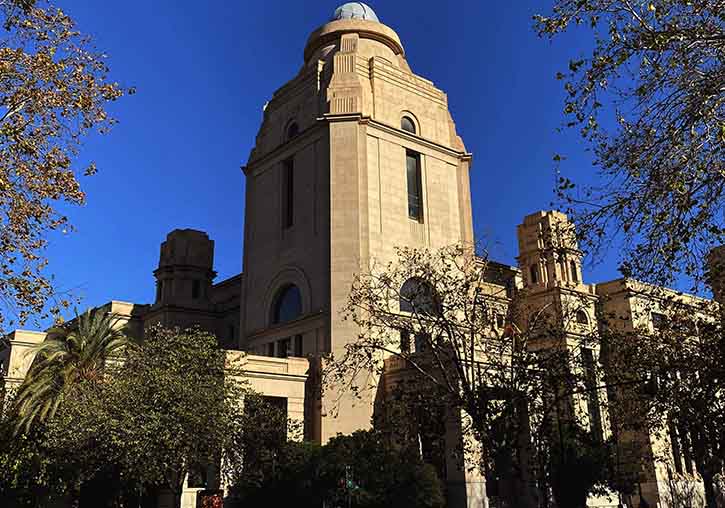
(517, 210, 584, 290)
(517, 211, 608, 446)
(239, 3, 474, 446)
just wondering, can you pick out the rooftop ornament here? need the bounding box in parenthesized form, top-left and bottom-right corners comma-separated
(332, 2, 380, 22)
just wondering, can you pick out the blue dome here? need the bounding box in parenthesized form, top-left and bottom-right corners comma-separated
(332, 3, 380, 22)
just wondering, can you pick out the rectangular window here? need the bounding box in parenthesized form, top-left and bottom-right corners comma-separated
(679, 425, 694, 474)
(496, 313, 505, 329)
(266, 342, 275, 357)
(282, 158, 294, 229)
(652, 312, 667, 330)
(293, 334, 303, 357)
(414, 332, 430, 353)
(277, 338, 291, 358)
(582, 348, 603, 441)
(570, 260, 579, 283)
(669, 421, 683, 474)
(530, 265, 539, 284)
(400, 329, 411, 354)
(192, 280, 201, 299)
(406, 151, 423, 222)
(264, 396, 288, 440)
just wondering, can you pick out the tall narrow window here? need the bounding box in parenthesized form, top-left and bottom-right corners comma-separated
(293, 335, 303, 357)
(496, 313, 505, 329)
(406, 151, 422, 222)
(679, 424, 694, 474)
(192, 280, 201, 300)
(286, 122, 299, 140)
(669, 421, 684, 474)
(582, 348, 603, 441)
(277, 338, 291, 358)
(400, 329, 411, 353)
(414, 332, 430, 353)
(570, 260, 579, 283)
(282, 158, 294, 229)
(530, 265, 539, 284)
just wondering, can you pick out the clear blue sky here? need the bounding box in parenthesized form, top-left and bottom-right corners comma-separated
(42, 0, 611, 323)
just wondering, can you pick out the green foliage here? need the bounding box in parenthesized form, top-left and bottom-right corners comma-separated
(332, 244, 609, 507)
(13, 308, 135, 433)
(0, 415, 68, 506)
(322, 431, 446, 508)
(103, 325, 242, 494)
(536, 0, 725, 287)
(603, 299, 725, 508)
(548, 424, 614, 508)
(232, 430, 445, 508)
(230, 440, 324, 508)
(1, 325, 248, 507)
(226, 392, 296, 493)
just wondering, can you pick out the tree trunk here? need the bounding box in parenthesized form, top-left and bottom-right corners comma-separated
(172, 467, 187, 508)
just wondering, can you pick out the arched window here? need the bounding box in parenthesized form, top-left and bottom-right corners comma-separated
(401, 116, 416, 134)
(400, 277, 438, 315)
(271, 284, 302, 324)
(576, 310, 589, 325)
(286, 121, 299, 141)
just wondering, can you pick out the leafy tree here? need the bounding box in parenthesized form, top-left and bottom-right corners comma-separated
(602, 291, 724, 508)
(0, 390, 69, 507)
(320, 430, 445, 508)
(0, 0, 131, 331)
(232, 430, 445, 508)
(12, 308, 133, 433)
(229, 439, 324, 508)
(548, 423, 614, 508)
(94, 325, 246, 507)
(328, 244, 607, 508)
(2, 325, 249, 508)
(535, 0, 725, 287)
(226, 391, 301, 498)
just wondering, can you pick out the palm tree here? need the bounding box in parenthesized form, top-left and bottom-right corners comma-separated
(13, 308, 135, 433)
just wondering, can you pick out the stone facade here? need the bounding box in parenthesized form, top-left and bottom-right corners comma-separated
(239, 7, 473, 445)
(1, 4, 721, 508)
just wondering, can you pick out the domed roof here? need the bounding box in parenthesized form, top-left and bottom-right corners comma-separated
(332, 3, 380, 22)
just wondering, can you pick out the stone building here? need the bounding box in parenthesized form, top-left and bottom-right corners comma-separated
(1, 4, 721, 508)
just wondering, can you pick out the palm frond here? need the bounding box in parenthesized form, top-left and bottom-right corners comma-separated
(11, 308, 134, 434)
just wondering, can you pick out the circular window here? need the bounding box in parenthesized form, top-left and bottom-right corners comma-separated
(401, 116, 416, 134)
(272, 285, 302, 324)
